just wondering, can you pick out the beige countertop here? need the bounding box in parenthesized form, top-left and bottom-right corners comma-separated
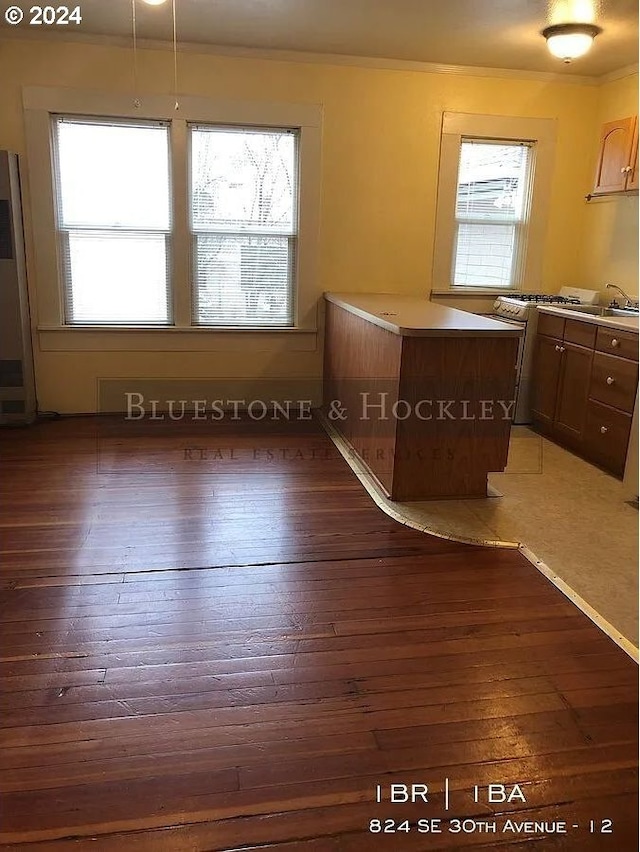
(537, 305, 639, 334)
(324, 292, 522, 337)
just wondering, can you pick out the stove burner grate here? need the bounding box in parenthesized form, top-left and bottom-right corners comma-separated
(517, 294, 581, 304)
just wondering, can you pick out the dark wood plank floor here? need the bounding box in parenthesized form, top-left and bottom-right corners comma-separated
(0, 417, 637, 850)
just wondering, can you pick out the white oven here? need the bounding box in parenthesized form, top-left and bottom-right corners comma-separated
(481, 310, 530, 424)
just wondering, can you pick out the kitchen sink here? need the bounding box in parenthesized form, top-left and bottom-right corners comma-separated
(559, 305, 639, 318)
(606, 307, 640, 318)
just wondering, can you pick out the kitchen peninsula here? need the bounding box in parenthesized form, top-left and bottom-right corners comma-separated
(323, 293, 523, 500)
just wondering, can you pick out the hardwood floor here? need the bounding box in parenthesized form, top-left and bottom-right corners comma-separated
(0, 417, 637, 850)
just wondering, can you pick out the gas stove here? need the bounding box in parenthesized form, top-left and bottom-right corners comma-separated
(493, 287, 600, 321)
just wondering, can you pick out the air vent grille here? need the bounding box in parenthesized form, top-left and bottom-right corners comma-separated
(0, 359, 23, 387)
(0, 200, 13, 260)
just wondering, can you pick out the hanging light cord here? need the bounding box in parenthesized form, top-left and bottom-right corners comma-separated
(172, 0, 179, 110)
(131, 0, 140, 108)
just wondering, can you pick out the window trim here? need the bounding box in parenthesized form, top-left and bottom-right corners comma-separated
(432, 112, 557, 294)
(23, 87, 322, 334)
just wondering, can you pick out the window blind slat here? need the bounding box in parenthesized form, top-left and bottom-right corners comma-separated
(193, 234, 294, 327)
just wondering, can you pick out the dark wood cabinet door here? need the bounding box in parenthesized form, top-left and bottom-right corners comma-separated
(554, 342, 593, 442)
(531, 335, 562, 426)
(584, 400, 632, 477)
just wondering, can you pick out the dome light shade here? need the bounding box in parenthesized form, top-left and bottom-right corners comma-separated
(142, 0, 168, 5)
(542, 23, 602, 63)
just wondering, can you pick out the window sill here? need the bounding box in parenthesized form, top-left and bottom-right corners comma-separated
(38, 325, 317, 333)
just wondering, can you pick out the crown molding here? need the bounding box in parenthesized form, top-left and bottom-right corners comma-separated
(0, 29, 621, 86)
(599, 64, 639, 85)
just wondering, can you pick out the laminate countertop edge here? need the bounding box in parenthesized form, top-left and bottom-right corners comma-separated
(537, 305, 640, 334)
(324, 292, 523, 337)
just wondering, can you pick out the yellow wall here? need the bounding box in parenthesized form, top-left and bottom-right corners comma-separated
(580, 72, 639, 301)
(0, 37, 608, 411)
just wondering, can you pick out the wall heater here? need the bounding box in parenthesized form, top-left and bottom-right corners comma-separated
(0, 151, 36, 423)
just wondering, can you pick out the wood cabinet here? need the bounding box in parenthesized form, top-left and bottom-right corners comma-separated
(532, 314, 638, 477)
(554, 342, 594, 443)
(324, 298, 520, 500)
(592, 115, 638, 195)
(531, 333, 564, 427)
(531, 315, 593, 446)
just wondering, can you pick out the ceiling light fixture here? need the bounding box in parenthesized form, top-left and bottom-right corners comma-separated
(141, 0, 168, 5)
(541, 22, 602, 63)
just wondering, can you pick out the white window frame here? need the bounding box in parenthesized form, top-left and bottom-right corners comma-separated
(23, 87, 321, 336)
(432, 112, 556, 294)
(188, 123, 300, 328)
(53, 115, 174, 327)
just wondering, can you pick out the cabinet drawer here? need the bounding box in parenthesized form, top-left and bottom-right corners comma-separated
(589, 353, 638, 413)
(584, 400, 632, 476)
(537, 313, 565, 339)
(564, 319, 597, 348)
(595, 327, 638, 361)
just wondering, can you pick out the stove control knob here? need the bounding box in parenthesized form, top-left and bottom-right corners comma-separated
(494, 300, 500, 309)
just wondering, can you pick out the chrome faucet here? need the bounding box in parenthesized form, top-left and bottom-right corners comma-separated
(605, 283, 639, 310)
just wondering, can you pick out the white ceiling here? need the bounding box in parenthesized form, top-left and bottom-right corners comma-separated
(3, 0, 638, 77)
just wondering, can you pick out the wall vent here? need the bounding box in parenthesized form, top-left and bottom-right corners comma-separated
(0, 200, 13, 260)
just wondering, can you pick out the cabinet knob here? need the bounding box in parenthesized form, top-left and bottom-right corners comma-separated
(555, 344, 561, 352)
(560, 346, 565, 352)
(600, 426, 608, 434)
(611, 338, 620, 348)
(606, 376, 615, 385)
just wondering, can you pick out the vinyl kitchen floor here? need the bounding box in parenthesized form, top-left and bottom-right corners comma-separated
(332, 426, 640, 649)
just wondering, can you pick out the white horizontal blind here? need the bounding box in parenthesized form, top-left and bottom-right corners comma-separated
(190, 125, 298, 327)
(54, 117, 171, 325)
(452, 139, 532, 289)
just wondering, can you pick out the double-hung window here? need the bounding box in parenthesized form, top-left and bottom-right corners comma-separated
(54, 117, 172, 325)
(52, 117, 302, 328)
(190, 125, 298, 327)
(28, 90, 320, 335)
(432, 113, 556, 294)
(453, 140, 532, 289)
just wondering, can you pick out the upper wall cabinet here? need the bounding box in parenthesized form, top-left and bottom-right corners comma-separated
(591, 115, 638, 196)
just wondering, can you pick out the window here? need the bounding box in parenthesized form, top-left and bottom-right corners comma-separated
(54, 118, 171, 325)
(25, 88, 321, 337)
(432, 113, 556, 294)
(453, 140, 532, 288)
(190, 126, 298, 327)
